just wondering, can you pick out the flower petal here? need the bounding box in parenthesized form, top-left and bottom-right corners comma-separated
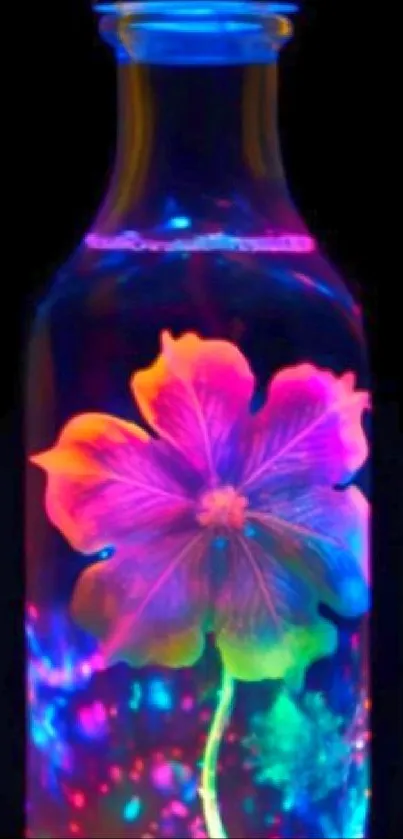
(131, 332, 255, 481)
(249, 485, 369, 617)
(213, 534, 337, 688)
(240, 365, 369, 494)
(30, 413, 194, 554)
(71, 529, 210, 669)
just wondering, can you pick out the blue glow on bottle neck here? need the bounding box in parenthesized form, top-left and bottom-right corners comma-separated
(96, 2, 298, 66)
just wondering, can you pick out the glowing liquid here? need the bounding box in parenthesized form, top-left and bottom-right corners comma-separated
(26, 244, 370, 839)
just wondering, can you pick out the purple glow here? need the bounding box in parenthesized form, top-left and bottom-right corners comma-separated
(32, 654, 104, 689)
(152, 760, 176, 791)
(170, 800, 189, 817)
(26, 606, 104, 691)
(85, 231, 316, 254)
(77, 701, 109, 740)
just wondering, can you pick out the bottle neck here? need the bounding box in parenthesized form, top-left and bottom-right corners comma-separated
(89, 46, 308, 242)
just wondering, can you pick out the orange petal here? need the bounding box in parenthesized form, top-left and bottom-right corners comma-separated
(30, 413, 191, 554)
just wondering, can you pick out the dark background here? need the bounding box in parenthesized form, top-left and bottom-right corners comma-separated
(2, 0, 401, 835)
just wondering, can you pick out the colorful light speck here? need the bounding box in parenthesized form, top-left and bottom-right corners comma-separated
(129, 680, 142, 710)
(243, 523, 256, 538)
(170, 800, 189, 817)
(169, 215, 191, 229)
(77, 701, 109, 739)
(148, 678, 173, 710)
(98, 546, 115, 560)
(71, 791, 86, 809)
(123, 795, 142, 821)
(213, 535, 228, 549)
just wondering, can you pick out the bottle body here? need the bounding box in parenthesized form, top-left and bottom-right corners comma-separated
(26, 238, 370, 839)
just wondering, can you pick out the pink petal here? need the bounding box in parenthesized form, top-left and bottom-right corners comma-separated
(30, 413, 194, 554)
(71, 529, 210, 669)
(213, 533, 337, 688)
(240, 365, 369, 494)
(248, 484, 369, 617)
(131, 332, 255, 482)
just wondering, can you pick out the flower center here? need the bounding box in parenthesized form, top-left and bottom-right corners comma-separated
(196, 485, 248, 529)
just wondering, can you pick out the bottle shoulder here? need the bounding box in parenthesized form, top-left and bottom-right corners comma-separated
(38, 242, 359, 317)
(30, 244, 367, 394)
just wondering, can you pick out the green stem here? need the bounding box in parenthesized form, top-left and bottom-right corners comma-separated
(200, 667, 235, 839)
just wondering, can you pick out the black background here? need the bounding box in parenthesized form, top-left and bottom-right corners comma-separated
(1, 0, 401, 835)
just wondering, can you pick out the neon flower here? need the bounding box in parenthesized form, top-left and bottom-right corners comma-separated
(31, 333, 369, 688)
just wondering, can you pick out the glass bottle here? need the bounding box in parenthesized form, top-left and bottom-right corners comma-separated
(26, 3, 371, 838)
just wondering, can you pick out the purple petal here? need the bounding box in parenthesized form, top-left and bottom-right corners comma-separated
(248, 484, 369, 617)
(71, 528, 210, 669)
(212, 533, 337, 687)
(239, 365, 369, 495)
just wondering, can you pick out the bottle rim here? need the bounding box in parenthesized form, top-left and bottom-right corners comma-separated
(95, 1, 298, 65)
(94, 2, 299, 20)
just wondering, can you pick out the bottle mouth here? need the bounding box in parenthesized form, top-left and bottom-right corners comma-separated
(95, 1, 298, 65)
